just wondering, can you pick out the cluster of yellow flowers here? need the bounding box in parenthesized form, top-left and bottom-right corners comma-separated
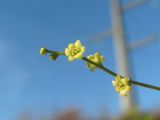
(64, 40, 105, 71)
(112, 75, 132, 96)
(40, 40, 132, 96)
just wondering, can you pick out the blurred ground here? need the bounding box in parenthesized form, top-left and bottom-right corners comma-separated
(16, 108, 160, 120)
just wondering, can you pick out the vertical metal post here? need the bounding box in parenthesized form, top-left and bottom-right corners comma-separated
(110, 0, 135, 111)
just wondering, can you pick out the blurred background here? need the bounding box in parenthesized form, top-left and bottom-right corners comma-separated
(0, 0, 160, 119)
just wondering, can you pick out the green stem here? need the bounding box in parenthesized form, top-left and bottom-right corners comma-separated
(82, 57, 160, 91)
(82, 57, 117, 76)
(46, 50, 160, 91)
(47, 50, 65, 55)
(131, 80, 160, 91)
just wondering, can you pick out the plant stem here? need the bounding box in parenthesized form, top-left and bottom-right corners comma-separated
(47, 50, 65, 55)
(131, 80, 160, 91)
(82, 57, 160, 91)
(82, 57, 117, 76)
(47, 50, 160, 91)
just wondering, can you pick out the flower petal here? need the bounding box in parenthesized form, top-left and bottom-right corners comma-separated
(120, 90, 127, 96)
(81, 46, 86, 52)
(68, 44, 74, 49)
(125, 86, 132, 92)
(116, 87, 120, 92)
(116, 75, 121, 82)
(100, 56, 105, 62)
(95, 52, 101, 62)
(112, 80, 117, 86)
(75, 40, 81, 47)
(65, 48, 70, 56)
(74, 53, 83, 59)
(87, 55, 94, 60)
(68, 56, 74, 62)
(122, 77, 130, 85)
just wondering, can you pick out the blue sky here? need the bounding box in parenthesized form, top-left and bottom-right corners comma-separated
(0, 0, 160, 119)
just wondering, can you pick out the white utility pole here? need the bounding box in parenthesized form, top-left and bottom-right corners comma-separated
(90, 0, 157, 112)
(110, 0, 135, 111)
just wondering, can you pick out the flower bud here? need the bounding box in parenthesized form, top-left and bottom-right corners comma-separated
(49, 53, 59, 61)
(40, 48, 48, 55)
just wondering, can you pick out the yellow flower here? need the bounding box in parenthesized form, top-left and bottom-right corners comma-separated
(86, 52, 105, 71)
(65, 40, 86, 62)
(112, 75, 132, 96)
(40, 48, 48, 55)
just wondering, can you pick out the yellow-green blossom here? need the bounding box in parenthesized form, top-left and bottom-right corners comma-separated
(65, 40, 86, 62)
(86, 52, 105, 71)
(40, 48, 48, 55)
(112, 75, 132, 96)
